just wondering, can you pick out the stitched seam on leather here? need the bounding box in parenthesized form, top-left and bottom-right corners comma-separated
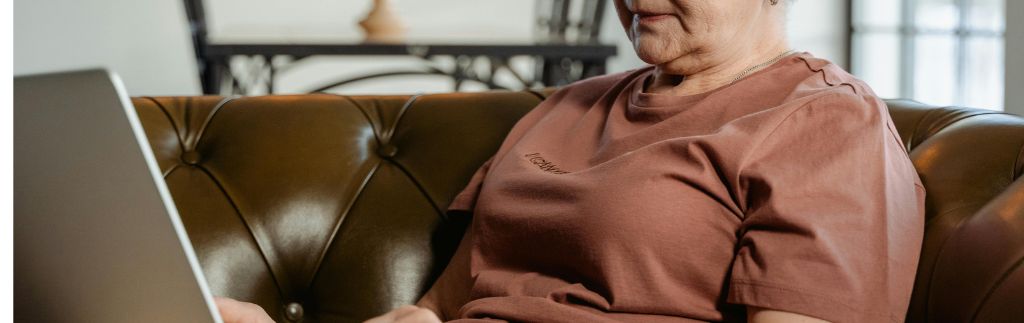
(306, 95, 395, 292)
(191, 96, 235, 151)
(194, 164, 287, 299)
(306, 160, 382, 292)
(1013, 144, 1024, 181)
(389, 157, 447, 220)
(142, 96, 186, 153)
(380, 94, 449, 218)
(384, 94, 422, 142)
(162, 163, 181, 178)
(525, 89, 549, 101)
(340, 95, 384, 146)
(144, 97, 287, 291)
(925, 202, 985, 227)
(906, 107, 1001, 149)
(923, 201, 986, 320)
(388, 94, 455, 220)
(909, 107, 937, 150)
(924, 111, 1002, 139)
(183, 97, 192, 143)
(971, 256, 1024, 323)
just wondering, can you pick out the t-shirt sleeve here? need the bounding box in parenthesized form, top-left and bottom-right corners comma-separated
(727, 93, 925, 322)
(446, 155, 496, 214)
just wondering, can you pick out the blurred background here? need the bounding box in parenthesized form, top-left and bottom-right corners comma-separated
(13, 0, 1022, 115)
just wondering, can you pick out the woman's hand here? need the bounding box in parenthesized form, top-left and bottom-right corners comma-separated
(363, 305, 442, 323)
(748, 306, 830, 323)
(214, 297, 275, 323)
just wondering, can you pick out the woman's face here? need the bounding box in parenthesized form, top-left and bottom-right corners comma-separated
(613, 0, 773, 68)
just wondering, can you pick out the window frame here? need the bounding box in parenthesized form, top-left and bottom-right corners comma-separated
(849, 0, 1006, 105)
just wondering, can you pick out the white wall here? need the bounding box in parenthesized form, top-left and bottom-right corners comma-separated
(1006, 0, 1024, 116)
(14, 0, 201, 96)
(786, 0, 849, 68)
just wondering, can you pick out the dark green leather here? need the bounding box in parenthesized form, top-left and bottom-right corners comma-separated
(130, 92, 1024, 323)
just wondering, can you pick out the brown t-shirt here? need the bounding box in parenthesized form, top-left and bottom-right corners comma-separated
(435, 53, 925, 323)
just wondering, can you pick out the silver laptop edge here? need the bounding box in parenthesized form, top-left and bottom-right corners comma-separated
(14, 68, 224, 323)
(109, 70, 224, 323)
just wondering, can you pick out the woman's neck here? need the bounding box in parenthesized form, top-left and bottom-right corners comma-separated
(646, 38, 791, 97)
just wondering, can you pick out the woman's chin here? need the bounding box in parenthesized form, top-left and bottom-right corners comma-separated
(633, 46, 677, 66)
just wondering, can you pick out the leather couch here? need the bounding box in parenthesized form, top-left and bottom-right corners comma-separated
(130, 91, 1024, 323)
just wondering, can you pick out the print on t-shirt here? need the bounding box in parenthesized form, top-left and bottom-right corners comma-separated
(523, 152, 570, 174)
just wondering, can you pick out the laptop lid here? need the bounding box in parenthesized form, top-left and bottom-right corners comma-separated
(14, 69, 223, 323)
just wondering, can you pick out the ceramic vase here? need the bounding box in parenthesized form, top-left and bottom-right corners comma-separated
(358, 0, 407, 43)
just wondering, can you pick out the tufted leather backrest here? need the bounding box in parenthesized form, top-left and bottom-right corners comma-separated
(131, 93, 1024, 323)
(886, 100, 1024, 322)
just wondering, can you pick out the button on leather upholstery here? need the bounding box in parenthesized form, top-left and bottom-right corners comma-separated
(284, 302, 303, 322)
(181, 151, 201, 165)
(377, 144, 399, 158)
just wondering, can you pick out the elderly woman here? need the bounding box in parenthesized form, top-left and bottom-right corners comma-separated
(216, 0, 925, 322)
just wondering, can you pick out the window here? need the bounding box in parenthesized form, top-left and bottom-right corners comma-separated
(851, 0, 1006, 110)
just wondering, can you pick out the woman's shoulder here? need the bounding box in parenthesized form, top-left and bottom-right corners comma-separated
(755, 73, 908, 160)
(792, 53, 879, 98)
(761, 53, 891, 125)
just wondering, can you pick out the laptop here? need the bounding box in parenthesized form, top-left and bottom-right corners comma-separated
(14, 69, 223, 323)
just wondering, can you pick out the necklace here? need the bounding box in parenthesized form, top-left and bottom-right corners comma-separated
(728, 49, 797, 84)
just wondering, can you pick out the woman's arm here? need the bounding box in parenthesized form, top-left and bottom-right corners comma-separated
(748, 306, 830, 323)
(362, 305, 440, 323)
